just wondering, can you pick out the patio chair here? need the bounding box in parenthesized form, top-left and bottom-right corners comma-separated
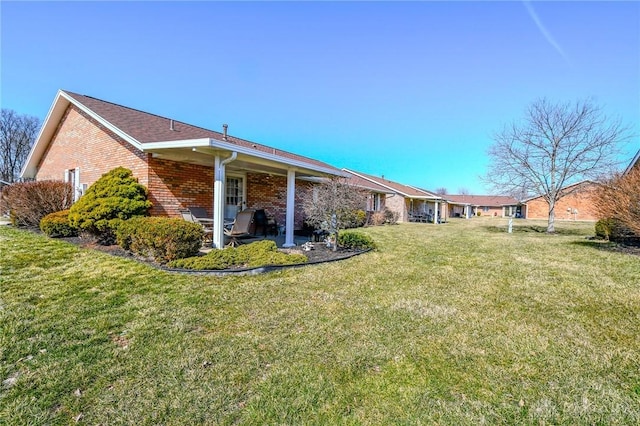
(180, 208, 213, 245)
(187, 207, 210, 221)
(224, 209, 257, 247)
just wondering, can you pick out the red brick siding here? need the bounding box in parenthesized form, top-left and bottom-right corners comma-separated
(476, 206, 504, 217)
(147, 157, 214, 217)
(246, 173, 314, 229)
(246, 173, 287, 224)
(385, 195, 407, 222)
(36, 106, 149, 186)
(526, 183, 599, 221)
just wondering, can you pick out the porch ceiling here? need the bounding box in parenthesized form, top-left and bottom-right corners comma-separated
(148, 147, 331, 178)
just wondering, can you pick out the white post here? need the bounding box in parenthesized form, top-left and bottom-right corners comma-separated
(212, 156, 225, 249)
(434, 201, 439, 224)
(508, 216, 513, 233)
(283, 168, 296, 247)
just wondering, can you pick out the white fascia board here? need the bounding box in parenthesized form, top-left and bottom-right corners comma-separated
(143, 139, 212, 150)
(21, 91, 69, 178)
(144, 138, 344, 177)
(406, 184, 442, 199)
(343, 169, 407, 196)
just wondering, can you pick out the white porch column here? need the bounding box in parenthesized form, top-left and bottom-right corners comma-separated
(212, 155, 225, 249)
(434, 201, 439, 224)
(211, 152, 237, 248)
(283, 168, 296, 247)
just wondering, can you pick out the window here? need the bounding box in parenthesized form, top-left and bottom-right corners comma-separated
(64, 168, 82, 202)
(482, 206, 490, 212)
(372, 193, 381, 211)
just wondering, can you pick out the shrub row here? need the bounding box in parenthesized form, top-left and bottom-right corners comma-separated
(369, 208, 399, 226)
(168, 240, 308, 270)
(116, 216, 204, 264)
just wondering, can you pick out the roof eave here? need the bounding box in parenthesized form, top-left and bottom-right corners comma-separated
(343, 168, 438, 199)
(21, 90, 68, 178)
(143, 138, 344, 177)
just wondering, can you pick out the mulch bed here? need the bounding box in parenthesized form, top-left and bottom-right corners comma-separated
(56, 234, 365, 273)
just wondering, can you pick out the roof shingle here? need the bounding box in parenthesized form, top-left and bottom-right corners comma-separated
(63, 90, 341, 173)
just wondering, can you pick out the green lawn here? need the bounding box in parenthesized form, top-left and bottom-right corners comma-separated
(1, 219, 639, 425)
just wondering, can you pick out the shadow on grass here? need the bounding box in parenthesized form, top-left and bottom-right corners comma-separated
(482, 225, 587, 236)
(571, 239, 640, 256)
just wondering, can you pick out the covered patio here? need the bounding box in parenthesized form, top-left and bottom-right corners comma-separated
(145, 134, 343, 249)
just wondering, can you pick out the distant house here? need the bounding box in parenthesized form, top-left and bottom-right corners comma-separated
(342, 170, 393, 214)
(342, 169, 444, 223)
(21, 90, 344, 248)
(445, 195, 522, 218)
(523, 181, 600, 221)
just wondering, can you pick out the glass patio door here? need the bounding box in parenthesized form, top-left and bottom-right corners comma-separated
(225, 176, 244, 220)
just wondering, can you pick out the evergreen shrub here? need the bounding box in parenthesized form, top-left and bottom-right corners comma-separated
(40, 210, 78, 237)
(68, 167, 152, 244)
(116, 216, 204, 263)
(337, 231, 377, 250)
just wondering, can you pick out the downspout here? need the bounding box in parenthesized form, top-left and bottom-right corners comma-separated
(212, 152, 237, 248)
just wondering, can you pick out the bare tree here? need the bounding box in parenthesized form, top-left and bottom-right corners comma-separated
(435, 187, 448, 196)
(457, 187, 470, 196)
(593, 167, 640, 237)
(0, 109, 41, 183)
(302, 177, 367, 251)
(485, 98, 630, 232)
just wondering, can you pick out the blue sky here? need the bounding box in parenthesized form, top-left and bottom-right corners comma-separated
(2, 1, 639, 194)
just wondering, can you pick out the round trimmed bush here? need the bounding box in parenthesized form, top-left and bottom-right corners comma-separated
(116, 216, 204, 264)
(69, 167, 152, 244)
(40, 210, 78, 237)
(337, 231, 377, 250)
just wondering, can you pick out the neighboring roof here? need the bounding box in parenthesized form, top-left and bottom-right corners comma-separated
(343, 169, 441, 199)
(625, 149, 639, 174)
(22, 90, 343, 178)
(521, 180, 598, 203)
(446, 194, 519, 206)
(342, 171, 394, 194)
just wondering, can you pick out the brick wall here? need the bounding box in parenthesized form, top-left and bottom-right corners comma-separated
(385, 194, 408, 222)
(246, 173, 314, 229)
(36, 105, 149, 187)
(147, 157, 214, 217)
(526, 183, 599, 221)
(476, 206, 504, 217)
